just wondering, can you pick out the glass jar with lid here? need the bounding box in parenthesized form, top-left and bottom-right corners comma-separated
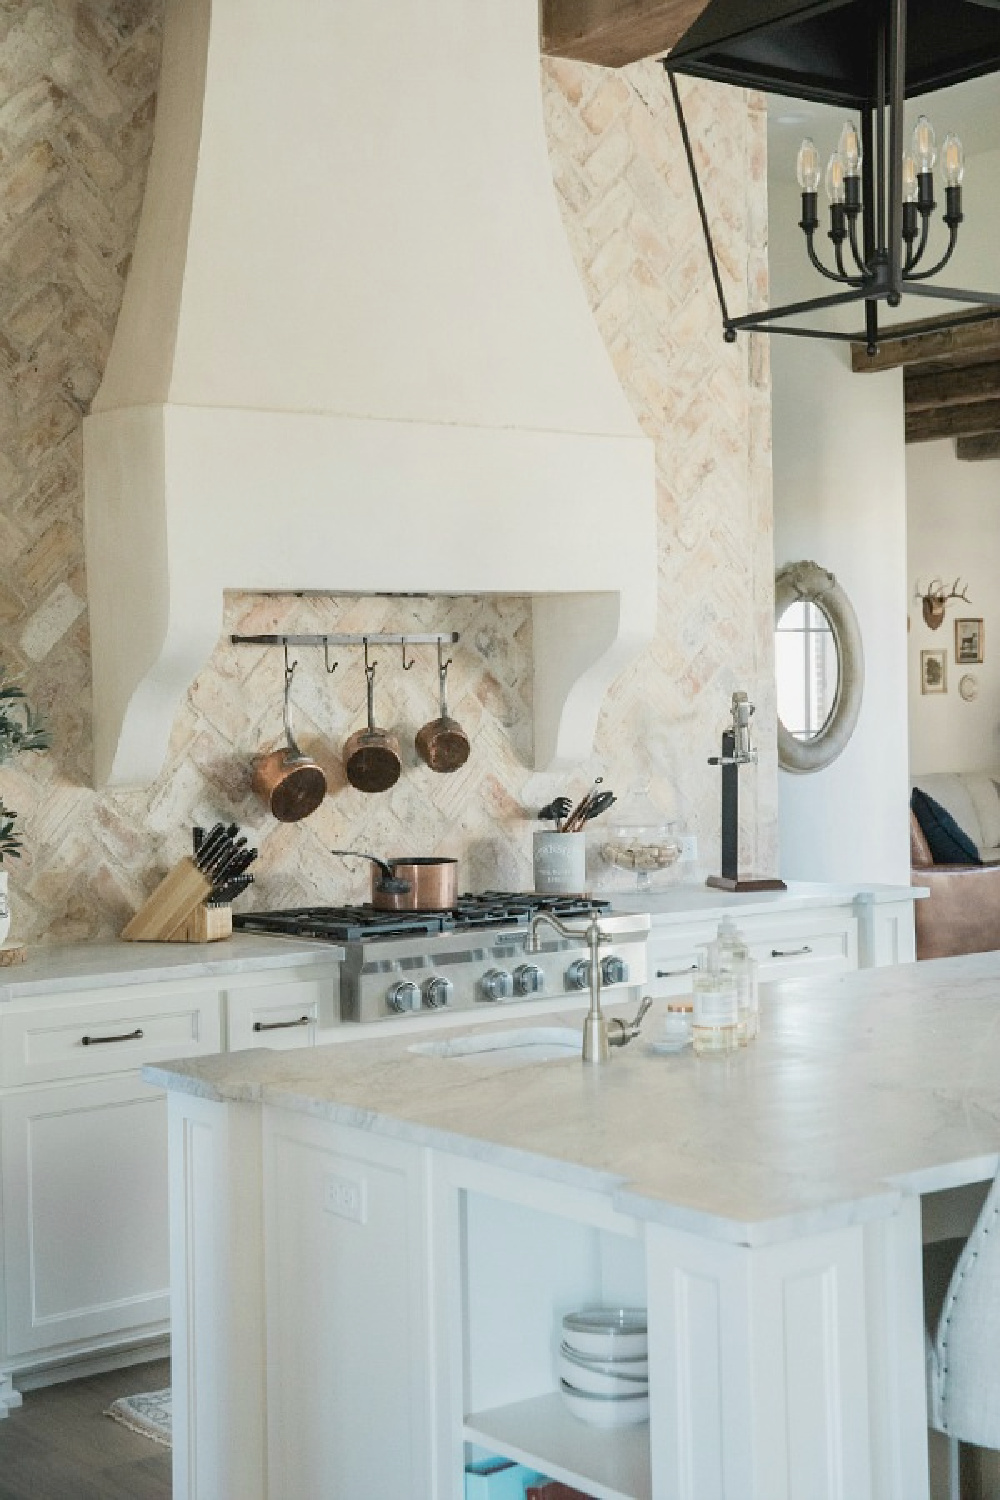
(596, 783, 681, 890)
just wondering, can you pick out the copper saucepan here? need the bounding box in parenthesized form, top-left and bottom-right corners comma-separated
(343, 660, 401, 794)
(252, 661, 327, 822)
(415, 650, 470, 774)
(331, 850, 459, 910)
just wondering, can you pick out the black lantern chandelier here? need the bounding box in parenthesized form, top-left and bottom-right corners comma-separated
(664, 0, 1000, 355)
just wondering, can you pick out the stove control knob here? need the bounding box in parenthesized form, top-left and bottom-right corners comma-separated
(601, 956, 630, 987)
(514, 963, 545, 997)
(480, 968, 514, 1003)
(422, 976, 453, 1009)
(387, 980, 421, 1014)
(565, 959, 591, 991)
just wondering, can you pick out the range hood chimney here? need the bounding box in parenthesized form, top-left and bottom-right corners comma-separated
(84, 0, 656, 787)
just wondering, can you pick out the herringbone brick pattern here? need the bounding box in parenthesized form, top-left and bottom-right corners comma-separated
(0, 6, 775, 944)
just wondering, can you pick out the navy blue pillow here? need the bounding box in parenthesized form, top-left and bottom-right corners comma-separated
(910, 787, 982, 865)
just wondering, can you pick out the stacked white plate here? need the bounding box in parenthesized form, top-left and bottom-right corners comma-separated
(558, 1307, 649, 1428)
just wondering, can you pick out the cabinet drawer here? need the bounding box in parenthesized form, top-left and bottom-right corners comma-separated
(227, 980, 323, 1052)
(745, 915, 858, 982)
(0, 987, 223, 1088)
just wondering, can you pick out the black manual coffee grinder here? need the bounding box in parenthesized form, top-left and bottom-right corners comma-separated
(706, 691, 786, 893)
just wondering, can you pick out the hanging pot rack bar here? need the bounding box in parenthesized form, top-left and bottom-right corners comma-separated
(231, 632, 460, 649)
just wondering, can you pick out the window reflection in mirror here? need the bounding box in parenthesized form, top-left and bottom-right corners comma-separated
(775, 600, 840, 742)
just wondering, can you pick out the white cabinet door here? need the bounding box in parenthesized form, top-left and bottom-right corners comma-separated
(1, 1075, 170, 1358)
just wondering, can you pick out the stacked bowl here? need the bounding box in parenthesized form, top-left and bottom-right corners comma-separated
(557, 1307, 649, 1427)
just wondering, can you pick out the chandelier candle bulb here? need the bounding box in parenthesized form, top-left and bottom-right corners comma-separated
(942, 134, 965, 187)
(825, 151, 847, 205)
(797, 138, 821, 193)
(913, 114, 937, 174)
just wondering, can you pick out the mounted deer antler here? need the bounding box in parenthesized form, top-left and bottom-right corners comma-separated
(915, 577, 972, 630)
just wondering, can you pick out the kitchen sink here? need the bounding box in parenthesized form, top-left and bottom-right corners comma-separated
(408, 1026, 581, 1067)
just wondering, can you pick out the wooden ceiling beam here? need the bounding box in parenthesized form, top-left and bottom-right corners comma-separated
(906, 361, 1000, 413)
(956, 433, 1000, 461)
(540, 0, 706, 67)
(851, 312, 1000, 375)
(905, 397, 1000, 445)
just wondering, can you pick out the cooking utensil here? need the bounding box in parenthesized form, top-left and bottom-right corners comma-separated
(331, 849, 458, 910)
(563, 777, 605, 833)
(580, 791, 616, 824)
(252, 660, 328, 822)
(415, 645, 470, 774)
(538, 796, 572, 827)
(343, 654, 402, 794)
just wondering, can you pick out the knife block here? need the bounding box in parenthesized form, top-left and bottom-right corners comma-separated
(166, 904, 233, 944)
(121, 857, 214, 942)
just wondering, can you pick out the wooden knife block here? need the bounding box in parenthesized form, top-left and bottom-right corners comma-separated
(121, 857, 231, 943)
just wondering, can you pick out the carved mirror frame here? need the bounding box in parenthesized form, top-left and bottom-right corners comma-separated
(775, 560, 864, 774)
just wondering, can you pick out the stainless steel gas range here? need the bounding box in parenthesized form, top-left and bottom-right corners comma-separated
(234, 893, 649, 1023)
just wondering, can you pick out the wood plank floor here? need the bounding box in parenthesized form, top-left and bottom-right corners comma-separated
(0, 1360, 172, 1499)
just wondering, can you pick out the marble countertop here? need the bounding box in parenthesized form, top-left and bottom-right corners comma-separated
(610, 879, 923, 925)
(0, 935, 344, 1003)
(147, 950, 1000, 1247)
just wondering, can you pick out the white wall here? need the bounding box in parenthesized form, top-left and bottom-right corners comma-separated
(907, 439, 1000, 773)
(769, 172, 912, 884)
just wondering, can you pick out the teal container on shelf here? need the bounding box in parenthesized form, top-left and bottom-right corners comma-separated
(464, 1456, 547, 1499)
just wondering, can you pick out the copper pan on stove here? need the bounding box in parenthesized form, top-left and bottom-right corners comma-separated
(330, 850, 458, 910)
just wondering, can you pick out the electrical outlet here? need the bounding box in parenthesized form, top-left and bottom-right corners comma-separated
(323, 1172, 367, 1224)
(678, 835, 698, 863)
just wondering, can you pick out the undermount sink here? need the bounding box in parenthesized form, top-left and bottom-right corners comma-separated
(408, 1027, 582, 1067)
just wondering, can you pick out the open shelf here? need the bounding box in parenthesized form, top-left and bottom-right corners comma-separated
(464, 1392, 652, 1500)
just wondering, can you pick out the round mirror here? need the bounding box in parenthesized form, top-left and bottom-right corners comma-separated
(774, 561, 864, 774)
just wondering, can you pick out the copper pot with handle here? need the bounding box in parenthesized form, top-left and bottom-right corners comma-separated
(252, 660, 327, 822)
(331, 850, 458, 910)
(415, 648, 470, 773)
(343, 658, 401, 794)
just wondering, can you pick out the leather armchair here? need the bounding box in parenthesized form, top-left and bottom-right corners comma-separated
(911, 812, 1000, 960)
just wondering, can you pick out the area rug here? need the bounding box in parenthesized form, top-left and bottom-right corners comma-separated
(105, 1387, 172, 1447)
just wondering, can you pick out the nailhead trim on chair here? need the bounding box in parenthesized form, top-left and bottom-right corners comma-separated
(936, 1192, 1000, 1434)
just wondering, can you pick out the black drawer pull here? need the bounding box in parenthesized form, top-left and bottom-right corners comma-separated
(770, 945, 813, 959)
(656, 964, 697, 978)
(81, 1028, 144, 1046)
(254, 1015, 311, 1032)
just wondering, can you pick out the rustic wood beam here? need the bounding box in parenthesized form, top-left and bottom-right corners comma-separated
(851, 312, 1000, 374)
(956, 433, 1000, 461)
(905, 397, 1000, 444)
(906, 361, 1000, 412)
(540, 0, 706, 67)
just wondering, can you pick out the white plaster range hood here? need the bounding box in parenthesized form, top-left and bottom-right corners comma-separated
(83, 0, 657, 787)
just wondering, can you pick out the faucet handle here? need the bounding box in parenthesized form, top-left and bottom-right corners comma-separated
(607, 995, 653, 1048)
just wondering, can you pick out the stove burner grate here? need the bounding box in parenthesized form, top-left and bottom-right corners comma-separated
(234, 891, 611, 944)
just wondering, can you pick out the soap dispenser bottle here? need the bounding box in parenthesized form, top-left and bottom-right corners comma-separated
(717, 916, 759, 1044)
(692, 940, 738, 1055)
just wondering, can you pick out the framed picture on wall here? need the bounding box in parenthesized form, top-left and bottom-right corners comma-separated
(955, 617, 984, 665)
(921, 649, 948, 694)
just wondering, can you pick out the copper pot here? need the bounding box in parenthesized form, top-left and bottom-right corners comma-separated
(343, 663, 401, 794)
(331, 850, 458, 910)
(252, 663, 327, 822)
(415, 656, 470, 774)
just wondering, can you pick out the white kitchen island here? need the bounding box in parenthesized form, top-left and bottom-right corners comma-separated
(146, 948, 1000, 1500)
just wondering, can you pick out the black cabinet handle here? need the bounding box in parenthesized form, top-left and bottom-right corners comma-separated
(253, 1015, 311, 1032)
(656, 964, 697, 978)
(770, 945, 813, 959)
(82, 1028, 144, 1046)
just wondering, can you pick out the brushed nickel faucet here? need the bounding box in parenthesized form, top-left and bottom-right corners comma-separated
(528, 912, 651, 1064)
